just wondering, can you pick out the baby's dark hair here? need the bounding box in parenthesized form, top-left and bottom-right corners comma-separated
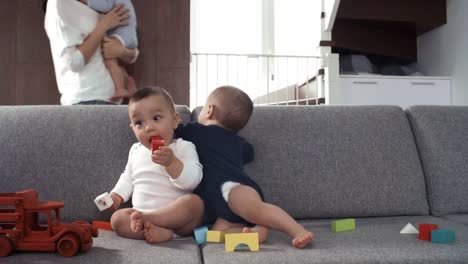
(209, 86, 253, 132)
(130, 86, 176, 113)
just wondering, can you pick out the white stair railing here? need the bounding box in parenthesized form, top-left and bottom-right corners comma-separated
(190, 53, 323, 108)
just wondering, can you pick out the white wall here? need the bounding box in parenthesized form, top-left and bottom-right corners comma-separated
(417, 0, 468, 105)
(323, 0, 340, 32)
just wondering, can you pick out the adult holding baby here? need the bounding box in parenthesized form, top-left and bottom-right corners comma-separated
(44, 0, 138, 105)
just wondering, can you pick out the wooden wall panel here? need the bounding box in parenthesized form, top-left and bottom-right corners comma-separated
(130, 0, 157, 89)
(0, 0, 17, 105)
(16, 64, 59, 105)
(155, 0, 191, 67)
(16, 0, 53, 64)
(156, 68, 190, 105)
(153, 0, 190, 105)
(15, 0, 58, 105)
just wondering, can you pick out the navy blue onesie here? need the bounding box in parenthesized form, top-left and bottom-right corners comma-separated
(175, 122, 264, 226)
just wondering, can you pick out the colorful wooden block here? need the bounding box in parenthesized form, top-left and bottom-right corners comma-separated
(400, 223, 419, 234)
(151, 136, 164, 154)
(206, 230, 225, 242)
(92, 221, 113, 231)
(418, 224, 438, 241)
(431, 229, 455, 243)
(94, 192, 113, 211)
(193, 226, 208, 245)
(225, 233, 259, 252)
(331, 218, 356, 232)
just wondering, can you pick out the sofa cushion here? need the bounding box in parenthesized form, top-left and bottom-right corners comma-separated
(236, 106, 428, 218)
(0, 105, 192, 222)
(1, 230, 200, 264)
(201, 216, 468, 264)
(407, 106, 468, 216)
(442, 214, 468, 226)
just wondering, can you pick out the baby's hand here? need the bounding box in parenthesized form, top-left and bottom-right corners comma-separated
(152, 146, 176, 167)
(106, 192, 123, 211)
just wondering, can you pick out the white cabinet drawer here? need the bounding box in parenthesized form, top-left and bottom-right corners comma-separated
(341, 76, 451, 108)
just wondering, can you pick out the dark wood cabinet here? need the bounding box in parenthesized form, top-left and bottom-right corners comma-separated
(329, 0, 446, 62)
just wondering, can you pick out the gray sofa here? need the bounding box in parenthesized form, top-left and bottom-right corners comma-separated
(0, 105, 467, 264)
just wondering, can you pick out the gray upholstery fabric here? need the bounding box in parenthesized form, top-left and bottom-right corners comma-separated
(442, 214, 468, 226)
(238, 106, 428, 218)
(202, 216, 468, 264)
(0, 105, 192, 222)
(2, 230, 200, 264)
(407, 106, 468, 216)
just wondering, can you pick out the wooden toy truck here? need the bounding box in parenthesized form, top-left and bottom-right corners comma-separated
(0, 189, 98, 257)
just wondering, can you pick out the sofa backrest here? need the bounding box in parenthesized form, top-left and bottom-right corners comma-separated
(0, 105, 430, 221)
(236, 106, 429, 219)
(407, 106, 468, 216)
(0, 105, 192, 222)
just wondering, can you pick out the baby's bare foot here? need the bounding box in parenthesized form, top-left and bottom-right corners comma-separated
(292, 230, 314, 249)
(242, 225, 269, 243)
(130, 210, 143, 233)
(143, 221, 174, 244)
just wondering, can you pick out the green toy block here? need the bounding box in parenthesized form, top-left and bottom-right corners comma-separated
(431, 229, 455, 243)
(331, 218, 356, 232)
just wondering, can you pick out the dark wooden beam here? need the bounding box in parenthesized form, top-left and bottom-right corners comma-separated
(332, 19, 417, 62)
(337, 0, 446, 35)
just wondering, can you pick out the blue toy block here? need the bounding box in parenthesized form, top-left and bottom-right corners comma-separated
(193, 226, 208, 245)
(431, 229, 456, 243)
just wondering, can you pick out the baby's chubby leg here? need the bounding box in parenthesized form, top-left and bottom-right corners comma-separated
(110, 208, 144, 240)
(105, 57, 130, 101)
(130, 194, 204, 236)
(227, 185, 314, 248)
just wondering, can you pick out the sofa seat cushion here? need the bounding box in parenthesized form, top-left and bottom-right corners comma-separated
(202, 216, 468, 264)
(442, 214, 468, 226)
(1, 230, 200, 264)
(407, 106, 468, 216)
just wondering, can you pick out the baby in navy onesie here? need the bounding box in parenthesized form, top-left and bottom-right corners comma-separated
(175, 86, 314, 248)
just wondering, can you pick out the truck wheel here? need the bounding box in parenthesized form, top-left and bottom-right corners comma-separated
(0, 236, 13, 257)
(57, 234, 80, 257)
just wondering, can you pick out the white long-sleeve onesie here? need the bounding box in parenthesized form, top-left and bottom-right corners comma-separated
(111, 138, 202, 212)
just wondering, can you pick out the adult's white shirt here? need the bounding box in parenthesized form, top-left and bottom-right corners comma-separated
(111, 139, 203, 213)
(44, 0, 114, 105)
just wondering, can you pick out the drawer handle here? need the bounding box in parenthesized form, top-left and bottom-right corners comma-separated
(411, 82, 435, 85)
(352, 81, 378, 85)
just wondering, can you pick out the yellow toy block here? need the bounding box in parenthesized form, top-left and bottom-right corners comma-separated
(225, 233, 259, 252)
(206, 230, 225, 243)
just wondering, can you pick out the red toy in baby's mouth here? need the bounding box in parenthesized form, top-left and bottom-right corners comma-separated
(151, 136, 164, 153)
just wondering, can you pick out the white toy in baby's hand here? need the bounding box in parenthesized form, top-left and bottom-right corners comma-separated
(94, 192, 113, 211)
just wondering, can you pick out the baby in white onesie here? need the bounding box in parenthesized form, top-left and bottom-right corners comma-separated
(104, 86, 204, 244)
